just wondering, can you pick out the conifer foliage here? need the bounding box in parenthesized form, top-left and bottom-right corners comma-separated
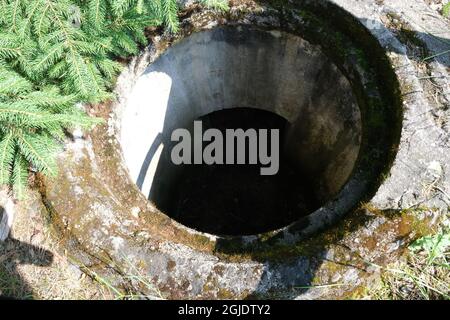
(0, 0, 228, 198)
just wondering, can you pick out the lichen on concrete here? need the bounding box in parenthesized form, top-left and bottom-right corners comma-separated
(36, 0, 450, 299)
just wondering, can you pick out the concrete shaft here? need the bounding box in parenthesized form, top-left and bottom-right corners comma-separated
(120, 26, 362, 217)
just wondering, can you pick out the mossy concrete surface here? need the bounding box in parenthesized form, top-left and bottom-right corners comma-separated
(36, 0, 450, 299)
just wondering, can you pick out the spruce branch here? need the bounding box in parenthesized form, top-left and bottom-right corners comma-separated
(16, 130, 59, 177)
(0, 0, 230, 199)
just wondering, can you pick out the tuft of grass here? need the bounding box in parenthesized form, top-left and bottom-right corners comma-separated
(367, 229, 450, 300)
(0, 263, 33, 299)
(409, 232, 450, 265)
(72, 254, 164, 300)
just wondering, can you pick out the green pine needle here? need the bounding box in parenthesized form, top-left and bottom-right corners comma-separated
(12, 152, 29, 200)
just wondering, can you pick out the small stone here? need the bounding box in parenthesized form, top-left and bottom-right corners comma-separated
(427, 161, 443, 178)
(331, 273, 342, 283)
(342, 269, 359, 283)
(386, 242, 400, 253)
(72, 128, 84, 139)
(366, 265, 379, 273)
(68, 264, 83, 279)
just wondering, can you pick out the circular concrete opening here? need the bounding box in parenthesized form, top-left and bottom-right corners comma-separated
(120, 26, 363, 236)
